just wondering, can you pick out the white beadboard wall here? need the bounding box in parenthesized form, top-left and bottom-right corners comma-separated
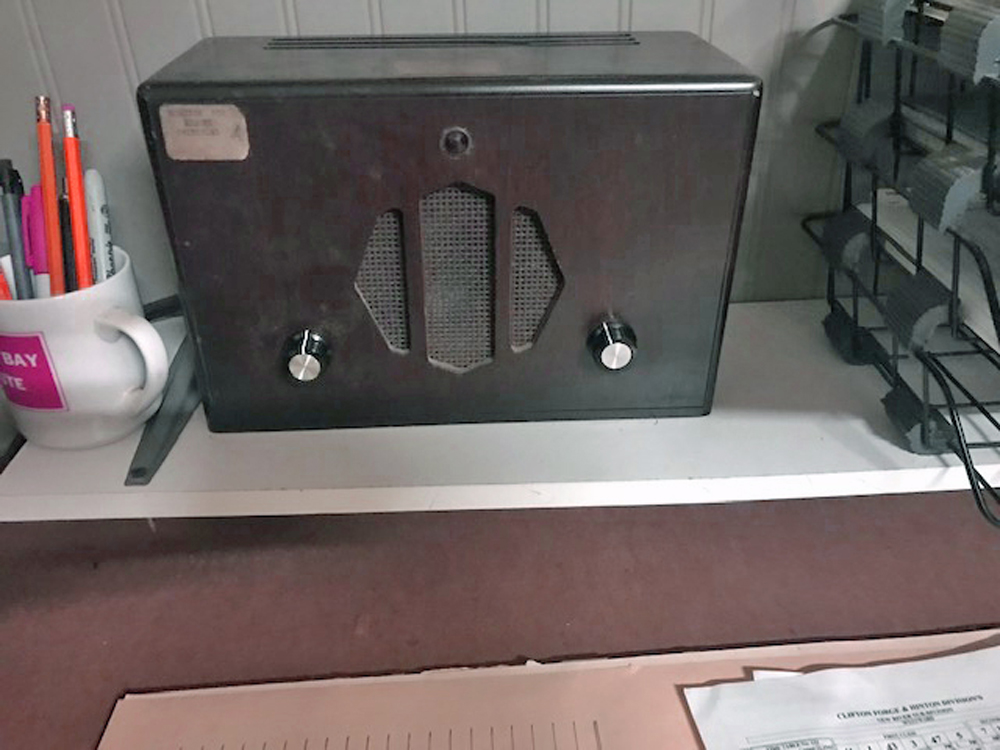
(0, 0, 856, 302)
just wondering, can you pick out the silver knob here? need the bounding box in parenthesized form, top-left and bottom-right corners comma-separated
(600, 340, 633, 370)
(288, 352, 322, 382)
(285, 329, 330, 383)
(587, 320, 637, 371)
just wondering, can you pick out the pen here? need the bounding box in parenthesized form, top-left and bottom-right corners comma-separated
(0, 256, 15, 299)
(0, 270, 11, 301)
(28, 186, 50, 297)
(62, 105, 93, 289)
(36, 96, 65, 295)
(0, 160, 33, 299)
(21, 194, 33, 284)
(59, 186, 76, 293)
(85, 169, 115, 282)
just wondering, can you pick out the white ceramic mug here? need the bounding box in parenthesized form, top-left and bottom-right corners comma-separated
(0, 247, 168, 449)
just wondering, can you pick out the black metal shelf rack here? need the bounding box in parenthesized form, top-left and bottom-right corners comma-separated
(804, 3, 1000, 526)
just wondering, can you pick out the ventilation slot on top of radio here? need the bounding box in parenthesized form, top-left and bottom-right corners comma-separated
(511, 207, 562, 352)
(355, 209, 410, 353)
(420, 183, 495, 373)
(266, 33, 638, 50)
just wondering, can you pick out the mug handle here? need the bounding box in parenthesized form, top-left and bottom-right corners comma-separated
(95, 307, 169, 417)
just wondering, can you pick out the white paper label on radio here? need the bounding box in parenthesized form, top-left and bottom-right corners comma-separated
(160, 104, 249, 161)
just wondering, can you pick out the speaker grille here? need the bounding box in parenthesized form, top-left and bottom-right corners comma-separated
(419, 183, 495, 372)
(511, 207, 562, 351)
(355, 209, 410, 353)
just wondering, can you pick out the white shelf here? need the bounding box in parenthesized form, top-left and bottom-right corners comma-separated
(1, 300, 997, 521)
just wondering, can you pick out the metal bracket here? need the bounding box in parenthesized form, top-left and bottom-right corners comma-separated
(883, 269, 952, 351)
(125, 334, 200, 486)
(823, 304, 881, 366)
(905, 145, 986, 232)
(881, 382, 954, 455)
(821, 208, 881, 272)
(837, 101, 894, 168)
(939, 3, 1000, 84)
(857, 0, 908, 46)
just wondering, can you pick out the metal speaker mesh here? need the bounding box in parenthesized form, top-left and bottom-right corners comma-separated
(355, 209, 410, 353)
(419, 183, 495, 372)
(511, 207, 562, 351)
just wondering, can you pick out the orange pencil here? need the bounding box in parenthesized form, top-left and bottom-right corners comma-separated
(62, 105, 93, 289)
(0, 272, 12, 301)
(36, 96, 65, 295)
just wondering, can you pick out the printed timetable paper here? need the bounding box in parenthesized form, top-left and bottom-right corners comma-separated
(95, 630, 999, 750)
(686, 644, 1000, 750)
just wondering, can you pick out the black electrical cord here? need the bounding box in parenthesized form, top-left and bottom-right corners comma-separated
(919, 351, 1000, 528)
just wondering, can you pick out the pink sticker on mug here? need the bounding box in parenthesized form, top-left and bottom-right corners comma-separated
(0, 333, 66, 410)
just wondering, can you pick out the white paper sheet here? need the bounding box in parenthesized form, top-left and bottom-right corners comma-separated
(686, 644, 1000, 750)
(752, 669, 799, 681)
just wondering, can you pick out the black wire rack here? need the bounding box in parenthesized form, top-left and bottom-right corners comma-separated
(803, 3, 1000, 527)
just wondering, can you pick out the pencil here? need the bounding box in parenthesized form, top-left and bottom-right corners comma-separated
(62, 104, 93, 289)
(36, 96, 65, 295)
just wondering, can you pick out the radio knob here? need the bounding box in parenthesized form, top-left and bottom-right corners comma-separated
(285, 329, 330, 382)
(588, 320, 636, 371)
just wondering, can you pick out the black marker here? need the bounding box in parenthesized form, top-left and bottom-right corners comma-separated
(58, 182, 76, 293)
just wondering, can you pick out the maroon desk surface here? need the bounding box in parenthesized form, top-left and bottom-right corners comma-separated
(1, 492, 999, 750)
